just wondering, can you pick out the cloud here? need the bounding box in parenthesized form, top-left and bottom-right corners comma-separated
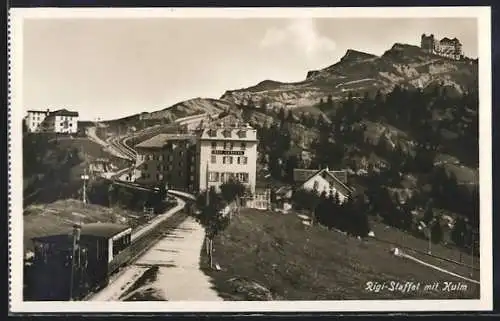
(260, 18, 336, 61)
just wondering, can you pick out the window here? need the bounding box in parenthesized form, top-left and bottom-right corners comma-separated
(238, 130, 247, 138)
(209, 172, 219, 182)
(313, 180, 319, 190)
(242, 156, 248, 165)
(241, 142, 246, 150)
(239, 173, 249, 183)
(223, 157, 226, 164)
(237, 157, 241, 164)
(229, 142, 234, 150)
(211, 155, 216, 164)
(220, 172, 226, 182)
(158, 155, 163, 161)
(229, 156, 233, 164)
(211, 142, 217, 149)
(148, 154, 154, 161)
(223, 142, 228, 150)
(223, 129, 232, 138)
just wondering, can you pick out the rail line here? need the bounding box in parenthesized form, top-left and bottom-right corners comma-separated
(84, 200, 190, 301)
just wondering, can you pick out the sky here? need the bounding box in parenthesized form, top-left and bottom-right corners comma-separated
(23, 17, 478, 121)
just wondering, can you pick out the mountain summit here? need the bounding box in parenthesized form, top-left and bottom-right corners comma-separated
(220, 43, 477, 109)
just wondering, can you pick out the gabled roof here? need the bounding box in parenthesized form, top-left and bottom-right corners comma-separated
(49, 109, 79, 117)
(439, 37, 460, 44)
(297, 168, 354, 195)
(136, 134, 197, 149)
(293, 168, 348, 184)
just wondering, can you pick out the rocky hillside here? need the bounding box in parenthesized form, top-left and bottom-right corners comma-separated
(140, 97, 234, 120)
(220, 44, 478, 109)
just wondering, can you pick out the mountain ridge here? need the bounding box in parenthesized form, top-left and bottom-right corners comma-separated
(220, 43, 477, 109)
(104, 42, 477, 127)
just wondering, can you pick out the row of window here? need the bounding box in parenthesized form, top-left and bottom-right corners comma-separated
(211, 141, 246, 150)
(144, 162, 196, 172)
(112, 234, 131, 257)
(145, 153, 194, 162)
(207, 129, 248, 138)
(208, 171, 249, 183)
(211, 155, 248, 165)
(142, 171, 195, 182)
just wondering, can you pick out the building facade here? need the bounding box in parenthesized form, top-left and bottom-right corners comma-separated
(294, 168, 353, 204)
(135, 134, 198, 191)
(197, 121, 258, 194)
(420, 34, 463, 60)
(25, 109, 79, 134)
(25, 109, 50, 133)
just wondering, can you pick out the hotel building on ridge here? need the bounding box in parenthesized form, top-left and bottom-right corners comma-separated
(196, 121, 258, 195)
(24, 109, 79, 134)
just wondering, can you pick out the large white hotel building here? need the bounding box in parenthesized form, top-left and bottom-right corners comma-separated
(135, 117, 258, 195)
(197, 121, 258, 194)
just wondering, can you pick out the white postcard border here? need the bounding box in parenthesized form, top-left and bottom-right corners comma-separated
(8, 6, 493, 313)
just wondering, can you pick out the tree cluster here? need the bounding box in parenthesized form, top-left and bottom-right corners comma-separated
(23, 134, 83, 204)
(292, 188, 370, 238)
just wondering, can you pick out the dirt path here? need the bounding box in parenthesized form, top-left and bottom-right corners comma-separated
(132, 217, 223, 301)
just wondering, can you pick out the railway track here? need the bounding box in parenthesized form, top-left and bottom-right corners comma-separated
(84, 209, 189, 301)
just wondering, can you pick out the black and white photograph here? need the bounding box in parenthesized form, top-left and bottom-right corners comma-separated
(8, 7, 492, 313)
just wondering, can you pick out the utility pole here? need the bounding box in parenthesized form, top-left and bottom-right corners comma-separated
(205, 161, 210, 207)
(205, 160, 213, 268)
(69, 224, 81, 301)
(81, 168, 89, 205)
(471, 216, 475, 277)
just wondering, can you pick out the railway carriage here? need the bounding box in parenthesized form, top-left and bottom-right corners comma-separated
(29, 223, 132, 300)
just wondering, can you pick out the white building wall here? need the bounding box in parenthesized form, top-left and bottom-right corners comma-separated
(25, 111, 48, 132)
(302, 175, 348, 204)
(54, 115, 78, 134)
(198, 131, 258, 195)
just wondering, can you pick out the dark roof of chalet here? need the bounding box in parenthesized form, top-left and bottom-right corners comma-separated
(47, 109, 79, 117)
(293, 168, 348, 184)
(32, 223, 131, 243)
(136, 133, 197, 149)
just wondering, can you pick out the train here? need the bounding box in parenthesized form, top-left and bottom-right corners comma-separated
(27, 223, 134, 301)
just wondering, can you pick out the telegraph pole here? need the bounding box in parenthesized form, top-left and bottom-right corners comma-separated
(69, 224, 81, 301)
(205, 161, 210, 207)
(81, 168, 89, 205)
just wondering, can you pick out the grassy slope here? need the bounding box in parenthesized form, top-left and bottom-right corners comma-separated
(204, 209, 479, 300)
